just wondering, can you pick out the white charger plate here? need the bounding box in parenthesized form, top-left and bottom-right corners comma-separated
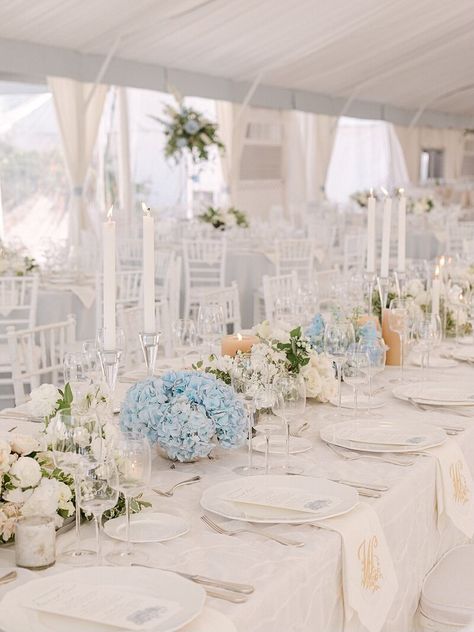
(251, 435, 312, 455)
(393, 381, 474, 406)
(329, 394, 384, 409)
(104, 512, 189, 543)
(200, 475, 358, 524)
(321, 419, 446, 453)
(0, 566, 205, 632)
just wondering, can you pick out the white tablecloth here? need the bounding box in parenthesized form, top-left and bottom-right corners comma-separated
(37, 284, 96, 340)
(0, 359, 473, 632)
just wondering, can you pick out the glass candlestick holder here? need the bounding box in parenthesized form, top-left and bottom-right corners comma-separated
(139, 332, 161, 377)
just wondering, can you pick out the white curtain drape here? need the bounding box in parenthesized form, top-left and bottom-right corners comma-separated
(284, 111, 338, 217)
(48, 77, 108, 246)
(216, 100, 247, 206)
(394, 125, 465, 184)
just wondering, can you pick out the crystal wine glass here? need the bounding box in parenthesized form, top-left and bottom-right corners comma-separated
(106, 433, 151, 566)
(172, 318, 197, 367)
(197, 303, 225, 356)
(49, 409, 101, 565)
(63, 351, 92, 401)
(342, 349, 369, 416)
(323, 321, 355, 418)
(79, 459, 119, 564)
(414, 314, 441, 379)
(271, 374, 306, 474)
(359, 337, 387, 415)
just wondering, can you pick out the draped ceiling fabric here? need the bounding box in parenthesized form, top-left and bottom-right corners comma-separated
(395, 125, 465, 184)
(48, 77, 108, 246)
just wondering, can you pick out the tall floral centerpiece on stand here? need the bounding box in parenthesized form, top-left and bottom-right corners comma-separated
(198, 205, 249, 230)
(0, 241, 38, 276)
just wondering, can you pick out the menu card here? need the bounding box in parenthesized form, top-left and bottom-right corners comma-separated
(224, 485, 337, 515)
(24, 582, 181, 630)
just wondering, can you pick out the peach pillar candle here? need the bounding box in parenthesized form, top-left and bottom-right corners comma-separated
(381, 308, 404, 365)
(221, 333, 259, 357)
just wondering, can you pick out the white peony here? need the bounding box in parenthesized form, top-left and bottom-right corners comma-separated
(9, 433, 44, 456)
(0, 440, 11, 474)
(10, 456, 42, 488)
(29, 384, 61, 418)
(253, 320, 272, 340)
(301, 364, 323, 399)
(21, 478, 60, 518)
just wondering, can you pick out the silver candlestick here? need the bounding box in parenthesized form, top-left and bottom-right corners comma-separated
(139, 332, 161, 377)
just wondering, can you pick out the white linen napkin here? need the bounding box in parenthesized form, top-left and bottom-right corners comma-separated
(426, 439, 474, 538)
(315, 503, 398, 632)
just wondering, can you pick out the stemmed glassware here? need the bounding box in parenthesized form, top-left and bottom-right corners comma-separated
(271, 374, 306, 474)
(388, 298, 413, 382)
(49, 409, 101, 565)
(359, 337, 387, 414)
(106, 433, 151, 566)
(323, 321, 355, 418)
(79, 459, 119, 564)
(96, 327, 126, 396)
(63, 351, 92, 400)
(172, 318, 197, 367)
(82, 339, 100, 382)
(414, 314, 442, 379)
(197, 303, 225, 356)
(342, 349, 369, 417)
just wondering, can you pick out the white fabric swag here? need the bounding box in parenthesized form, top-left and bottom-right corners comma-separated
(48, 76, 108, 245)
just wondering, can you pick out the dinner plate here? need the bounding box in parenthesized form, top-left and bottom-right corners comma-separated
(251, 435, 312, 455)
(392, 381, 474, 406)
(329, 394, 384, 409)
(0, 566, 205, 632)
(450, 350, 474, 363)
(410, 355, 457, 369)
(320, 419, 446, 453)
(104, 512, 189, 543)
(200, 475, 358, 524)
(456, 336, 474, 346)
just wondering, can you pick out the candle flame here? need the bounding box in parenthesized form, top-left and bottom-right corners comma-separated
(107, 205, 113, 220)
(369, 187, 374, 197)
(141, 202, 151, 216)
(236, 333, 243, 341)
(439, 255, 446, 267)
(380, 187, 389, 197)
(399, 187, 405, 196)
(435, 265, 440, 277)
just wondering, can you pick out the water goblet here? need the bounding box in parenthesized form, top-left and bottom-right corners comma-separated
(388, 298, 414, 383)
(231, 366, 264, 476)
(197, 303, 225, 356)
(414, 314, 441, 379)
(105, 433, 151, 566)
(323, 321, 355, 418)
(271, 374, 306, 474)
(79, 459, 119, 564)
(49, 409, 101, 565)
(359, 337, 387, 414)
(342, 349, 369, 416)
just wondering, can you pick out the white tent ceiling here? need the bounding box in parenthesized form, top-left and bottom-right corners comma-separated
(0, 0, 473, 128)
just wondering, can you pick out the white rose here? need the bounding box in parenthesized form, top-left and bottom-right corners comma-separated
(301, 365, 323, 399)
(22, 478, 60, 517)
(414, 290, 430, 307)
(253, 320, 272, 340)
(10, 456, 42, 488)
(9, 433, 43, 456)
(3, 487, 32, 504)
(0, 440, 11, 474)
(56, 481, 73, 513)
(29, 384, 61, 418)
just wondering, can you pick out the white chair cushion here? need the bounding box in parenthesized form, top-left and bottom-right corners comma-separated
(420, 545, 474, 628)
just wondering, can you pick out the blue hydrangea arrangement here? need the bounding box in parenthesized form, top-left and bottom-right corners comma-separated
(305, 314, 325, 353)
(120, 371, 247, 462)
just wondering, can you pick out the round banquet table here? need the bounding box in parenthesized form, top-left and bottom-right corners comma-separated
(37, 283, 96, 340)
(0, 348, 472, 632)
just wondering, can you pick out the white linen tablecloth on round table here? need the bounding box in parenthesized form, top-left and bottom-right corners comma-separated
(1, 360, 473, 632)
(37, 285, 96, 340)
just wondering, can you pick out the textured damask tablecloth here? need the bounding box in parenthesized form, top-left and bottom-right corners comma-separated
(0, 362, 472, 632)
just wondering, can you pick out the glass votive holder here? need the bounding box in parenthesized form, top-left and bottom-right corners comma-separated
(15, 516, 56, 570)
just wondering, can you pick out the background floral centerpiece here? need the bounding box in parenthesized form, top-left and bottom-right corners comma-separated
(29, 382, 111, 424)
(350, 190, 378, 208)
(198, 205, 249, 230)
(120, 371, 247, 462)
(0, 241, 38, 276)
(196, 320, 337, 403)
(407, 195, 435, 215)
(151, 98, 224, 164)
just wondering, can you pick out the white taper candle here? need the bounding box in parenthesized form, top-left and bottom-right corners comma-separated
(380, 189, 392, 278)
(397, 189, 406, 273)
(142, 203, 155, 333)
(366, 190, 376, 273)
(103, 206, 116, 349)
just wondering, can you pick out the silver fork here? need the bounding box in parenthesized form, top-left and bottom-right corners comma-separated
(0, 571, 17, 585)
(153, 476, 201, 497)
(292, 421, 309, 437)
(201, 515, 305, 547)
(326, 442, 415, 466)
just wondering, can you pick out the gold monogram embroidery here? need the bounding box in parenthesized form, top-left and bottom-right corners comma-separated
(450, 460, 470, 504)
(358, 535, 382, 592)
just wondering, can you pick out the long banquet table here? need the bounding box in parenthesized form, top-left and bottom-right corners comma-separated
(0, 357, 472, 632)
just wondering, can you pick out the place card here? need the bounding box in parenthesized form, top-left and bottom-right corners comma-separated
(223, 485, 338, 515)
(24, 582, 181, 630)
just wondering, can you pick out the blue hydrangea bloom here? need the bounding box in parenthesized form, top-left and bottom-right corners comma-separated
(359, 320, 378, 342)
(184, 120, 200, 134)
(358, 321, 384, 364)
(120, 371, 247, 462)
(305, 313, 326, 353)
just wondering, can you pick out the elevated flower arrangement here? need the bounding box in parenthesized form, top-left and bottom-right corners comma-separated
(350, 190, 379, 208)
(407, 195, 435, 215)
(151, 99, 224, 164)
(198, 205, 249, 230)
(0, 241, 38, 276)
